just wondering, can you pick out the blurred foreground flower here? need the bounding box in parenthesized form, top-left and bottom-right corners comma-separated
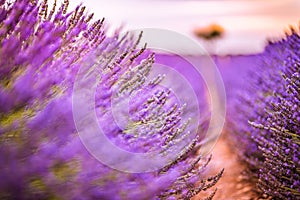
(0, 0, 223, 199)
(230, 25, 300, 199)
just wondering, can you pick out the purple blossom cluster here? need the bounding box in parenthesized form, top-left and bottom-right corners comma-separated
(0, 0, 222, 199)
(230, 27, 300, 199)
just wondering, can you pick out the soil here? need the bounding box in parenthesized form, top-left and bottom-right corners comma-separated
(193, 133, 260, 200)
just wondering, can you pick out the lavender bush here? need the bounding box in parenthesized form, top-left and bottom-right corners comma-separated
(0, 0, 222, 199)
(230, 26, 300, 199)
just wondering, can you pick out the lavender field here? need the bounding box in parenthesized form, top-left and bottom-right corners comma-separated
(0, 0, 299, 200)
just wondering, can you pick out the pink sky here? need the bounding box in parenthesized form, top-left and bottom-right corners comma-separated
(57, 0, 299, 55)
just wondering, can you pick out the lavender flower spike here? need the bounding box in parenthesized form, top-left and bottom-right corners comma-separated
(0, 0, 222, 199)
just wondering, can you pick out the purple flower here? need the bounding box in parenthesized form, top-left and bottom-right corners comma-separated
(230, 26, 300, 199)
(0, 0, 222, 199)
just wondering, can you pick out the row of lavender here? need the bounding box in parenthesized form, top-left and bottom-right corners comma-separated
(229, 27, 299, 199)
(0, 0, 221, 199)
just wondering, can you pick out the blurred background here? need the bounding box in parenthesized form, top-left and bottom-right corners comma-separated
(60, 0, 300, 55)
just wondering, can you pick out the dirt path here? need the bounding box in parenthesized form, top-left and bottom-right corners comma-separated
(194, 134, 258, 200)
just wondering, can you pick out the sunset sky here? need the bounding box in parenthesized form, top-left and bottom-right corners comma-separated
(60, 0, 299, 55)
